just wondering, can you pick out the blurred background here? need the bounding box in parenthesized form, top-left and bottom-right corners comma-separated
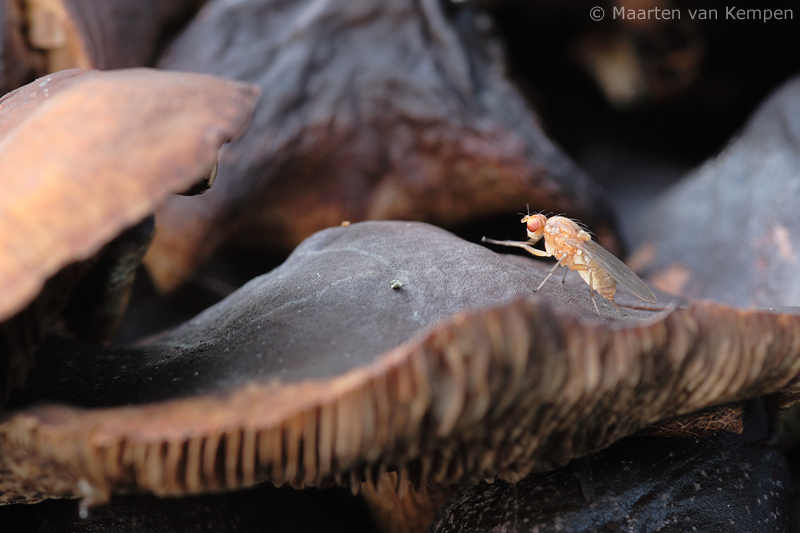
(2, 0, 800, 531)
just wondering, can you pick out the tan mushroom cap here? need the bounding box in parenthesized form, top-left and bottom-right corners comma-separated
(0, 68, 260, 324)
(2, 222, 800, 506)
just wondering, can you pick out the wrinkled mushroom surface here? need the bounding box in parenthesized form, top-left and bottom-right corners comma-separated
(4, 221, 800, 507)
(0, 68, 259, 399)
(144, 0, 616, 292)
(430, 423, 790, 532)
(632, 75, 800, 308)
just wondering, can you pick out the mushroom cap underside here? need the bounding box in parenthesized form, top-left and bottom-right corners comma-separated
(3, 221, 800, 504)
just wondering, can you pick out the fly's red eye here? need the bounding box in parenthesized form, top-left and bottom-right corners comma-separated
(526, 217, 541, 233)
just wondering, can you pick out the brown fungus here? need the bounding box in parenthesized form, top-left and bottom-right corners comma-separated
(631, 74, 800, 308)
(0, 217, 155, 405)
(3, 221, 800, 511)
(0, 0, 209, 94)
(143, 0, 617, 292)
(0, 68, 259, 399)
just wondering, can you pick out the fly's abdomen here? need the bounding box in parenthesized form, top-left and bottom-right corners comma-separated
(577, 266, 617, 302)
(592, 267, 617, 302)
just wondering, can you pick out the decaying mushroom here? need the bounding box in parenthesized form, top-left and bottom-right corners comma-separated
(0, 0, 209, 94)
(430, 406, 790, 532)
(631, 74, 800, 308)
(620, 73, 800, 532)
(0, 67, 259, 400)
(143, 0, 617, 292)
(0, 3, 796, 532)
(4, 221, 800, 523)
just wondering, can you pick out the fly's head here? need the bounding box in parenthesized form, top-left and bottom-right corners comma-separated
(521, 214, 547, 241)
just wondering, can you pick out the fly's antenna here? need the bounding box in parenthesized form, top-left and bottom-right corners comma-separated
(526, 203, 531, 216)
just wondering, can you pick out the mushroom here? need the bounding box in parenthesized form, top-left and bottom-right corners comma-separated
(0, 68, 259, 400)
(0, 0, 209, 94)
(631, 74, 800, 308)
(4, 221, 800, 522)
(142, 0, 618, 292)
(429, 408, 790, 532)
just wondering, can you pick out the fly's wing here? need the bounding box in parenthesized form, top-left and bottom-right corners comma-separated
(571, 238, 657, 303)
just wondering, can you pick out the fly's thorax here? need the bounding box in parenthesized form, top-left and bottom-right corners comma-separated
(543, 217, 589, 258)
(570, 249, 590, 267)
(545, 216, 590, 240)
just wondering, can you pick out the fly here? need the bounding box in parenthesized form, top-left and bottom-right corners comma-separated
(482, 214, 656, 315)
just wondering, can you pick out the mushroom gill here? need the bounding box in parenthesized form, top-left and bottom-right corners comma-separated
(3, 221, 800, 511)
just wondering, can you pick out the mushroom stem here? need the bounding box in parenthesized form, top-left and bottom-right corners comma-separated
(361, 473, 454, 533)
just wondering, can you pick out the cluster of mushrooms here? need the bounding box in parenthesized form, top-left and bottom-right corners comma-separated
(1, 0, 800, 532)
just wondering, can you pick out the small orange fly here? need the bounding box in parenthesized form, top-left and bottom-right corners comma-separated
(482, 214, 656, 315)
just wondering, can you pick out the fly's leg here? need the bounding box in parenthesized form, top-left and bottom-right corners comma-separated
(561, 268, 569, 283)
(481, 237, 550, 257)
(588, 269, 600, 316)
(535, 261, 562, 292)
(570, 264, 601, 317)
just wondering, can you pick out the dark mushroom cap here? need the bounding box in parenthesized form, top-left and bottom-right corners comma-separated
(632, 74, 800, 308)
(429, 430, 790, 533)
(143, 0, 616, 292)
(3, 222, 800, 505)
